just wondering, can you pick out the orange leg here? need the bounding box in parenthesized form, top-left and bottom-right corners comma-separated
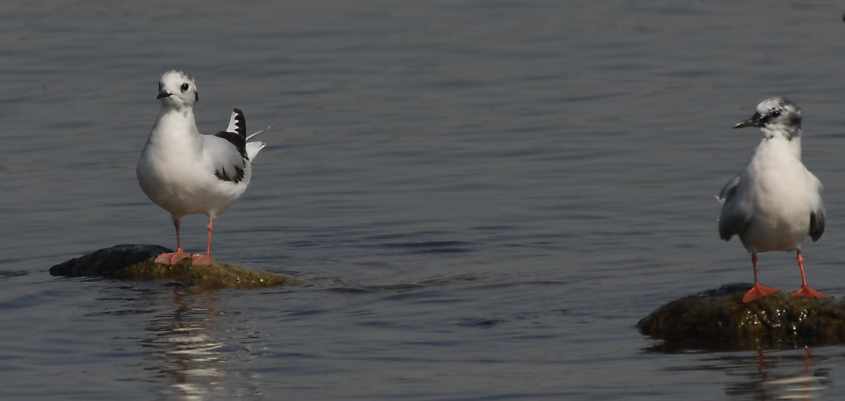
(192, 216, 214, 266)
(155, 217, 189, 265)
(792, 250, 825, 299)
(742, 253, 779, 303)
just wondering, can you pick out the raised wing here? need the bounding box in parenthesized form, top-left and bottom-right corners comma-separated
(225, 107, 245, 137)
(205, 109, 248, 183)
(213, 108, 247, 159)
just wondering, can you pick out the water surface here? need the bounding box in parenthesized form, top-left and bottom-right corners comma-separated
(3, 1, 845, 399)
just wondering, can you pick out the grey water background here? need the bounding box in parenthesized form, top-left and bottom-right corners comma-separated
(3, 0, 845, 399)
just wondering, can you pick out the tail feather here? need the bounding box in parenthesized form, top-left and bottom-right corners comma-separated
(246, 141, 266, 160)
(246, 125, 271, 141)
(246, 124, 270, 160)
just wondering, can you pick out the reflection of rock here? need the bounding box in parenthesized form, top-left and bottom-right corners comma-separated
(638, 284, 845, 350)
(49, 244, 291, 289)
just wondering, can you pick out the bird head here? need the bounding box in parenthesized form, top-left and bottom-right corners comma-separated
(157, 70, 198, 109)
(734, 97, 802, 137)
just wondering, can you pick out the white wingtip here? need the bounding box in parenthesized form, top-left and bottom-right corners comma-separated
(226, 109, 246, 136)
(246, 141, 267, 160)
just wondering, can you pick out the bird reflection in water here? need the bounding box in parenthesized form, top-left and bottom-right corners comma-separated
(725, 347, 830, 400)
(142, 288, 225, 401)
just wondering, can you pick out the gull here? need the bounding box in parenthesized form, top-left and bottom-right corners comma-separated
(137, 70, 267, 266)
(717, 97, 825, 303)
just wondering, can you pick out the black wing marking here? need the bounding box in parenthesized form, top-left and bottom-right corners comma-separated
(717, 175, 752, 241)
(214, 131, 247, 159)
(214, 164, 245, 183)
(213, 108, 247, 159)
(209, 108, 248, 183)
(810, 208, 825, 242)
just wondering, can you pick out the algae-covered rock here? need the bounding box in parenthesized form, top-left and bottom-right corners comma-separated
(638, 283, 845, 350)
(50, 244, 290, 289)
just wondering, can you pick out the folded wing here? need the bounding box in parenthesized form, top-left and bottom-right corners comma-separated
(717, 175, 752, 241)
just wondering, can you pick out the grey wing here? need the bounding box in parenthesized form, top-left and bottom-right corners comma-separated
(717, 175, 752, 241)
(809, 175, 825, 241)
(716, 175, 740, 203)
(810, 206, 825, 241)
(807, 170, 825, 241)
(202, 134, 247, 183)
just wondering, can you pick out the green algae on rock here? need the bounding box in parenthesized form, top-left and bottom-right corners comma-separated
(111, 258, 288, 289)
(50, 244, 290, 289)
(638, 284, 845, 350)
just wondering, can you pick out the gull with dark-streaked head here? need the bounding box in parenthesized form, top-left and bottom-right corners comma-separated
(137, 70, 268, 266)
(717, 97, 826, 303)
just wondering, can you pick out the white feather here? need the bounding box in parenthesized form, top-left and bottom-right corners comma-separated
(246, 125, 270, 160)
(246, 125, 270, 141)
(246, 141, 267, 160)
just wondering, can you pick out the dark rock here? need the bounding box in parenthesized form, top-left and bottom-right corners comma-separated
(638, 283, 845, 351)
(50, 244, 291, 289)
(50, 244, 171, 277)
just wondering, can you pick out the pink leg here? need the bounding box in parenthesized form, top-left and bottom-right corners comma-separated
(792, 250, 825, 299)
(742, 253, 779, 303)
(155, 217, 190, 265)
(192, 216, 214, 266)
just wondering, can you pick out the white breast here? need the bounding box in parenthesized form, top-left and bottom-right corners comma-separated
(136, 109, 250, 218)
(740, 138, 816, 252)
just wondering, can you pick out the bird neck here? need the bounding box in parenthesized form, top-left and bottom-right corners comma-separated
(759, 129, 802, 161)
(149, 106, 202, 151)
(762, 125, 801, 141)
(155, 106, 199, 134)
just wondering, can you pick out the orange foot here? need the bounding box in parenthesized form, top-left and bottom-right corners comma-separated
(742, 283, 780, 303)
(155, 250, 190, 265)
(191, 254, 213, 266)
(792, 286, 826, 299)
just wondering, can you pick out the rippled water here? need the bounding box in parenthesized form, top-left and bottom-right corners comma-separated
(4, 1, 845, 400)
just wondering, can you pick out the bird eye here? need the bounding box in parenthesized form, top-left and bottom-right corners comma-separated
(180, 83, 189, 92)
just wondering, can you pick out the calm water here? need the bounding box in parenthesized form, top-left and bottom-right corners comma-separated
(3, 1, 845, 400)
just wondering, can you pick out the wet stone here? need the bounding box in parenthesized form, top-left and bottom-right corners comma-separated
(49, 244, 291, 289)
(638, 283, 845, 350)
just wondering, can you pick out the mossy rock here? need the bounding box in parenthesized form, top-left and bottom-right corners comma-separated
(638, 283, 845, 351)
(49, 244, 291, 289)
